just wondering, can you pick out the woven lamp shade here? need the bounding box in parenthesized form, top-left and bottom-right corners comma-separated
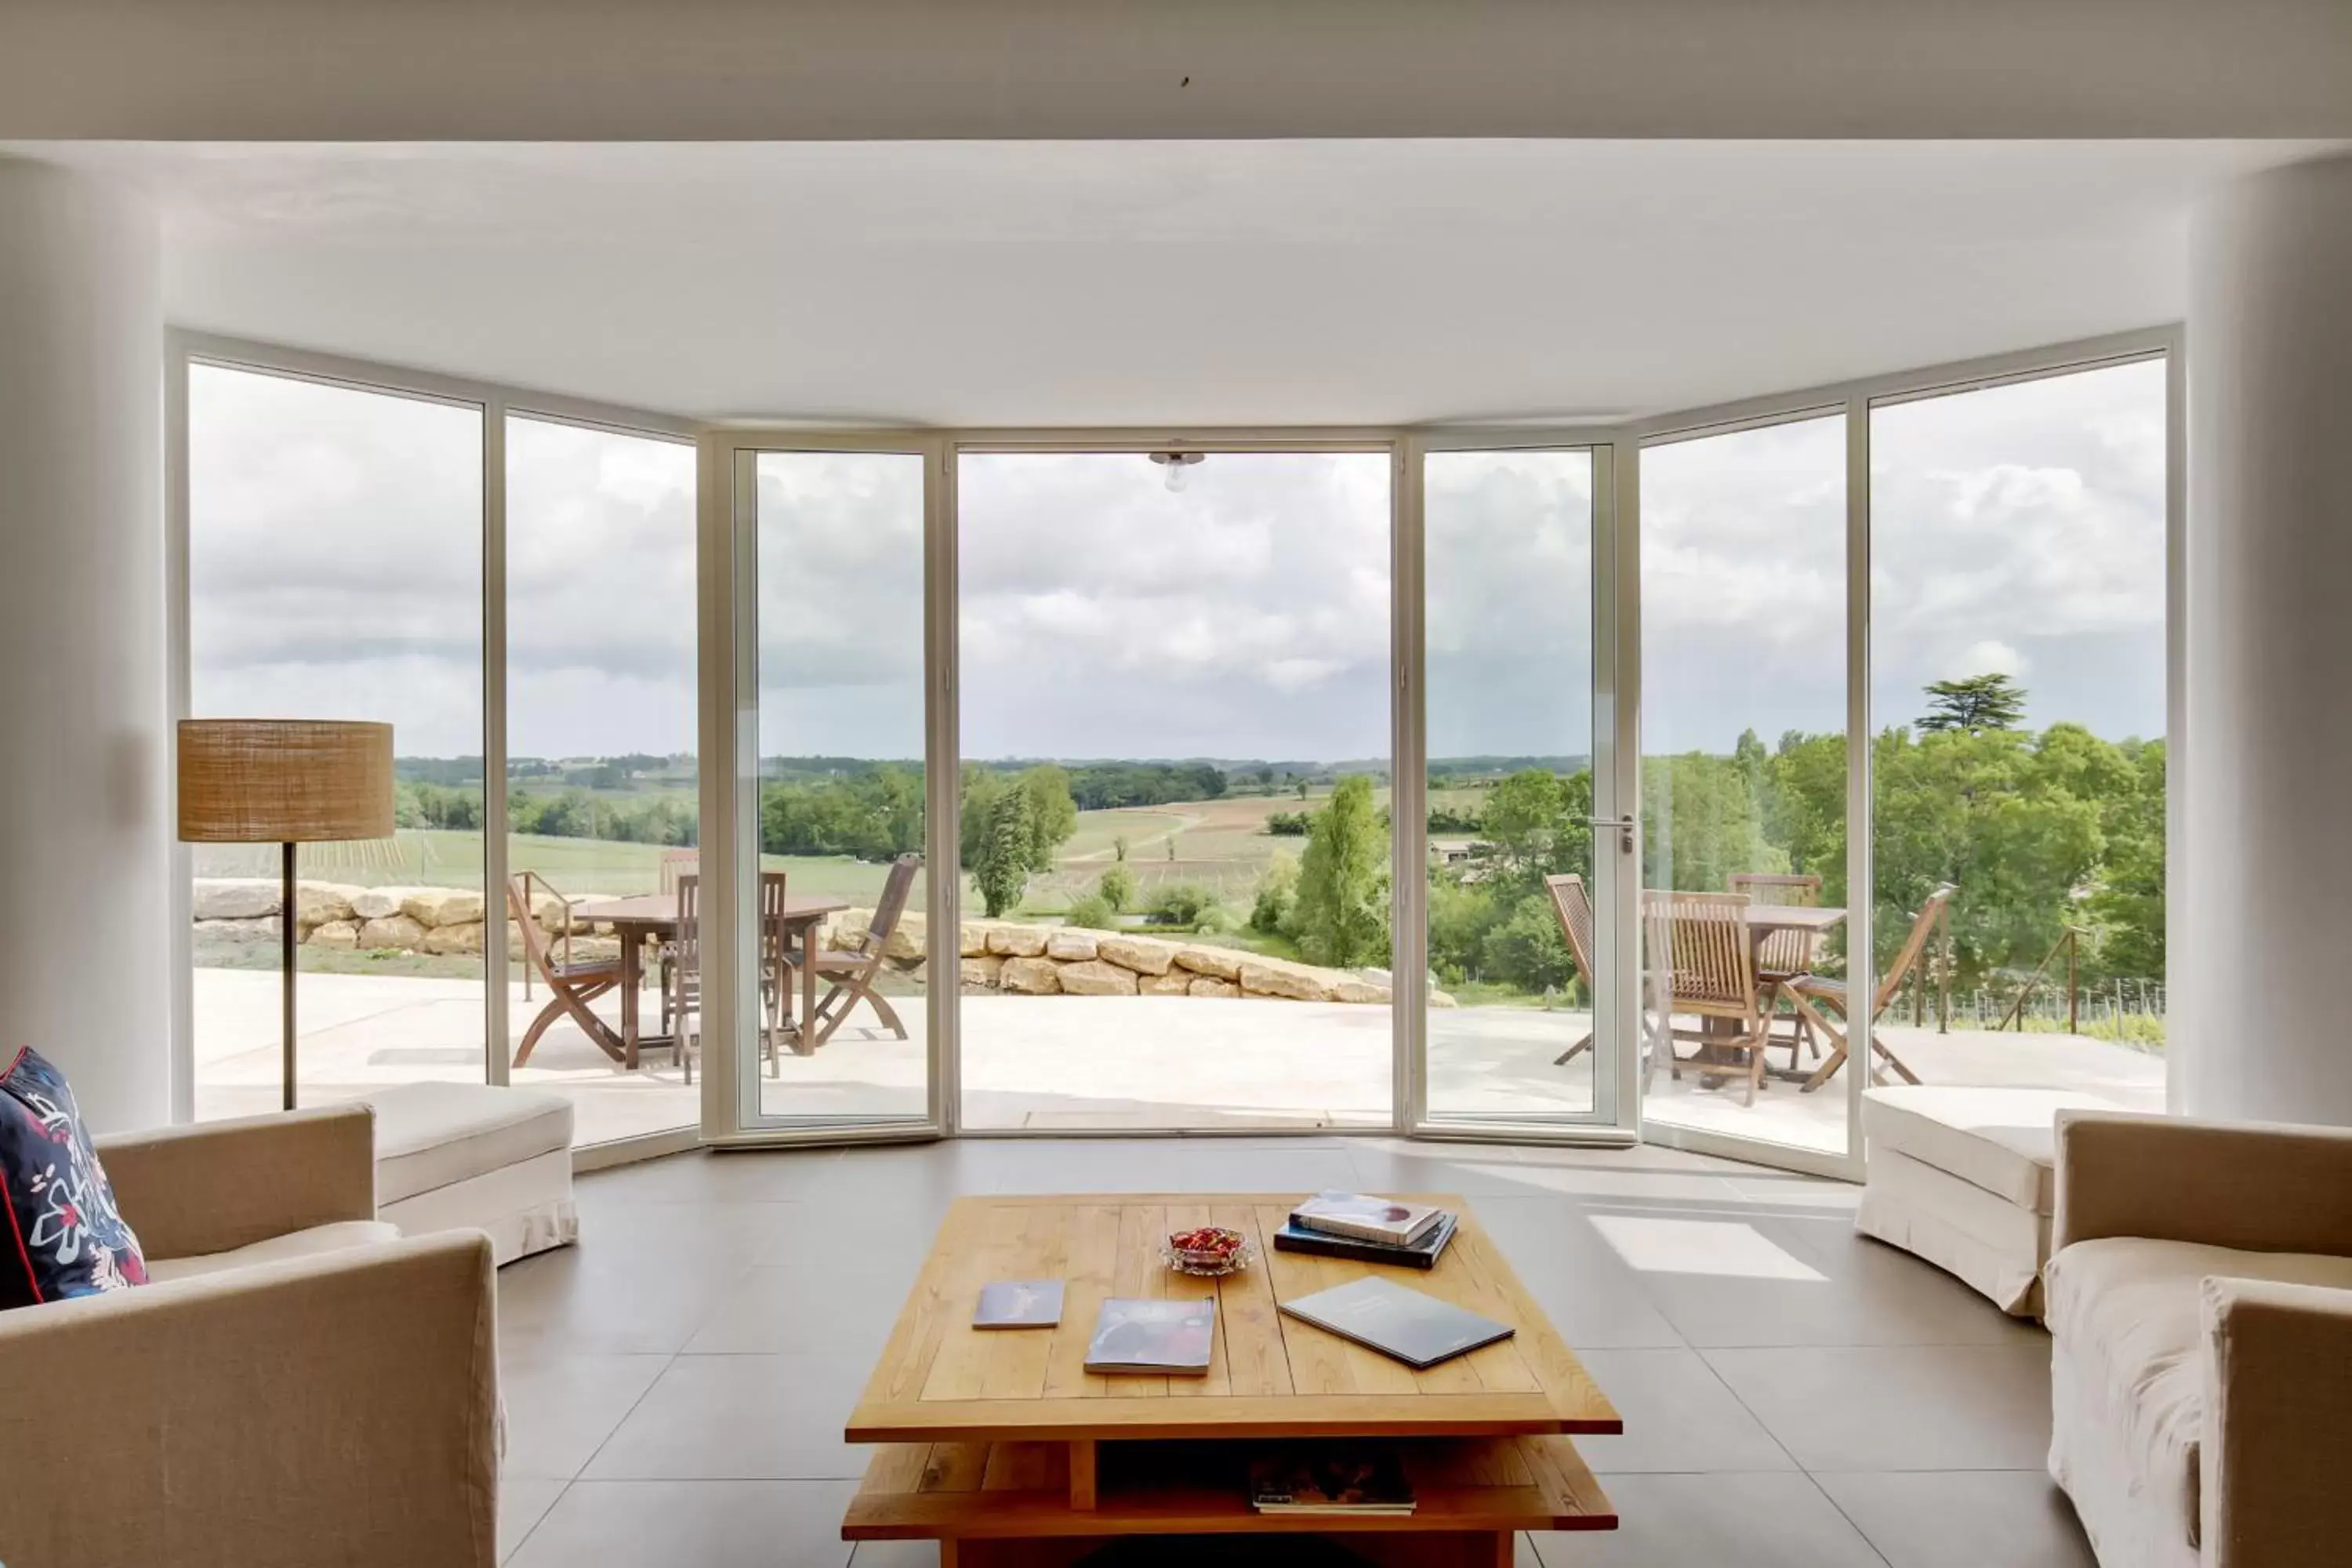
(177, 719, 396, 844)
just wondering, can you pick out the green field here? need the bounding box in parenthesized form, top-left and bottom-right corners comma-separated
(197, 780, 1387, 924)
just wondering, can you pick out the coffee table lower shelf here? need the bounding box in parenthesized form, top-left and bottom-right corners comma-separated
(844, 1434, 1616, 1567)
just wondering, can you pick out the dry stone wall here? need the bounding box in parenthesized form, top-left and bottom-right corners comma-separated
(190, 880, 1454, 1005)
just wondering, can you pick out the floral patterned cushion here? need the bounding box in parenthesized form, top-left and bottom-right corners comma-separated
(0, 1047, 148, 1309)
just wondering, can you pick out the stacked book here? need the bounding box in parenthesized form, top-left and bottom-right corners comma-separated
(1272, 1191, 1459, 1269)
(1249, 1447, 1415, 1516)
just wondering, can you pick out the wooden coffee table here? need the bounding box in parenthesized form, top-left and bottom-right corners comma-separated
(843, 1194, 1621, 1566)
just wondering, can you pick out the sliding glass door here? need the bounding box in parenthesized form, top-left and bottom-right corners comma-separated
(955, 447, 1394, 1132)
(1414, 441, 1632, 1134)
(1638, 414, 1852, 1163)
(718, 438, 942, 1136)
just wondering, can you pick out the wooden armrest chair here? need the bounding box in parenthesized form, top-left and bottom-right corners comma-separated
(1642, 890, 1773, 1106)
(1729, 870, 1824, 1068)
(1784, 884, 1949, 1092)
(804, 853, 920, 1050)
(508, 873, 625, 1065)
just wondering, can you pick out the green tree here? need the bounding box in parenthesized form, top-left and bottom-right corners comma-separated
(973, 786, 1036, 917)
(1250, 853, 1298, 935)
(1293, 775, 1390, 967)
(1919, 673, 2027, 735)
(1097, 864, 1136, 912)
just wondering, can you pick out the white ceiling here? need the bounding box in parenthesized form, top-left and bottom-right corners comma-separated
(17, 140, 2331, 425)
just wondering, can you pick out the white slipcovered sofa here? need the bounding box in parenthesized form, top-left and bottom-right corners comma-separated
(2047, 1111, 2352, 1568)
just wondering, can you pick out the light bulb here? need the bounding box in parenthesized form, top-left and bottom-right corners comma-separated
(1164, 459, 1189, 493)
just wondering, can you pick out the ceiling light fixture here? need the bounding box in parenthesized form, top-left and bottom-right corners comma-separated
(1149, 450, 1206, 492)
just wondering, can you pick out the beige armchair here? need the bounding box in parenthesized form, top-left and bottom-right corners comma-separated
(2047, 1112, 2352, 1568)
(0, 1104, 499, 1568)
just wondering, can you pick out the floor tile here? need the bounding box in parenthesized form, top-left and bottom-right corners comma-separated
(498, 1200, 775, 1355)
(1530, 1472, 1889, 1567)
(498, 1477, 566, 1563)
(1704, 1344, 2053, 1471)
(583, 1352, 873, 1480)
(581, 1147, 843, 1204)
(848, 1542, 938, 1567)
(1813, 1470, 2098, 1567)
(683, 1264, 910, 1358)
(1616, 1210, 2041, 1348)
(1474, 1197, 1687, 1349)
(499, 1351, 673, 1479)
(505, 1479, 858, 1568)
(1570, 1348, 1798, 1473)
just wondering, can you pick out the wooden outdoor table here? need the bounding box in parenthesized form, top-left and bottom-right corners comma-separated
(570, 891, 849, 1069)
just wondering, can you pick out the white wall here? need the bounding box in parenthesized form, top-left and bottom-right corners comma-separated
(3, 0, 2350, 140)
(2179, 154, 2352, 1125)
(0, 161, 169, 1131)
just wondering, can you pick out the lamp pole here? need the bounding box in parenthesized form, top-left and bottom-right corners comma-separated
(281, 840, 298, 1110)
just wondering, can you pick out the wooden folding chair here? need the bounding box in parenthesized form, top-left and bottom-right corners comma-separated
(804, 854, 919, 1050)
(1642, 890, 1773, 1106)
(508, 873, 626, 1066)
(670, 873, 702, 1083)
(1785, 884, 1950, 1092)
(1545, 873, 1602, 1066)
(756, 869, 792, 1073)
(656, 849, 700, 1036)
(1730, 870, 1824, 1068)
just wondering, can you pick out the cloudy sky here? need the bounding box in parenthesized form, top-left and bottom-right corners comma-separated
(1639, 357, 2166, 753)
(191, 357, 2164, 768)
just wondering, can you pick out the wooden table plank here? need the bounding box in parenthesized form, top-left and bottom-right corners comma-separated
(1102, 1203, 1172, 1399)
(1041, 1203, 1123, 1401)
(1209, 1202, 1293, 1399)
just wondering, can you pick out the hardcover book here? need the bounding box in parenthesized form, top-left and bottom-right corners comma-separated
(972, 1279, 1064, 1329)
(1084, 1298, 1217, 1374)
(1272, 1210, 1457, 1271)
(1249, 1446, 1416, 1515)
(1277, 1276, 1514, 1370)
(1290, 1191, 1448, 1247)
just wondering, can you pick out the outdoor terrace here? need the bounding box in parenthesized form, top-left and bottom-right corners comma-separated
(194, 968, 2163, 1151)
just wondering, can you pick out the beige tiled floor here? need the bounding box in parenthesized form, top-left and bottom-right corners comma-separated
(494, 1138, 2100, 1567)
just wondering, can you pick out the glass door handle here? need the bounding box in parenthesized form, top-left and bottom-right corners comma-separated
(1585, 815, 1637, 854)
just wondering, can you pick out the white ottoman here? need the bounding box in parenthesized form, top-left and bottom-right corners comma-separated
(1857, 1085, 2116, 1316)
(362, 1083, 579, 1265)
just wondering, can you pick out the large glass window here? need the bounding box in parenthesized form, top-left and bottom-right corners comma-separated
(187, 364, 486, 1117)
(1869, 359, 2167, 1111)
(1640, 416, 1849, 1156)
(752, 450, 931, 1126)
(503, 416, 699, 1145)
(956, 450, 1393, 1131)
(1422, 449, 1603, 1124)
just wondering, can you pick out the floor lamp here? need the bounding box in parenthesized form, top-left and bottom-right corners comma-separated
(178, 720, 395, 1111)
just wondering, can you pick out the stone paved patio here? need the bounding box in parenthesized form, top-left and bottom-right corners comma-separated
(194, 969, 2164, 1151)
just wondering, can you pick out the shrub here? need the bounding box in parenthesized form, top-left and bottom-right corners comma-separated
(1479, 892, 1577, 995)
(1097, 865, 1137, 912)
(1062, 893, 1116, 931)
(1264, 810, 1311, 837)
(1148, 881, 1219, 927)
(1250, 855, 1298, 935)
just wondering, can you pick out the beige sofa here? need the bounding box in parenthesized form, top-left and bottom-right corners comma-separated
(0, 1105, 499, 1568)
(2047, 1112, 2352, 1568)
